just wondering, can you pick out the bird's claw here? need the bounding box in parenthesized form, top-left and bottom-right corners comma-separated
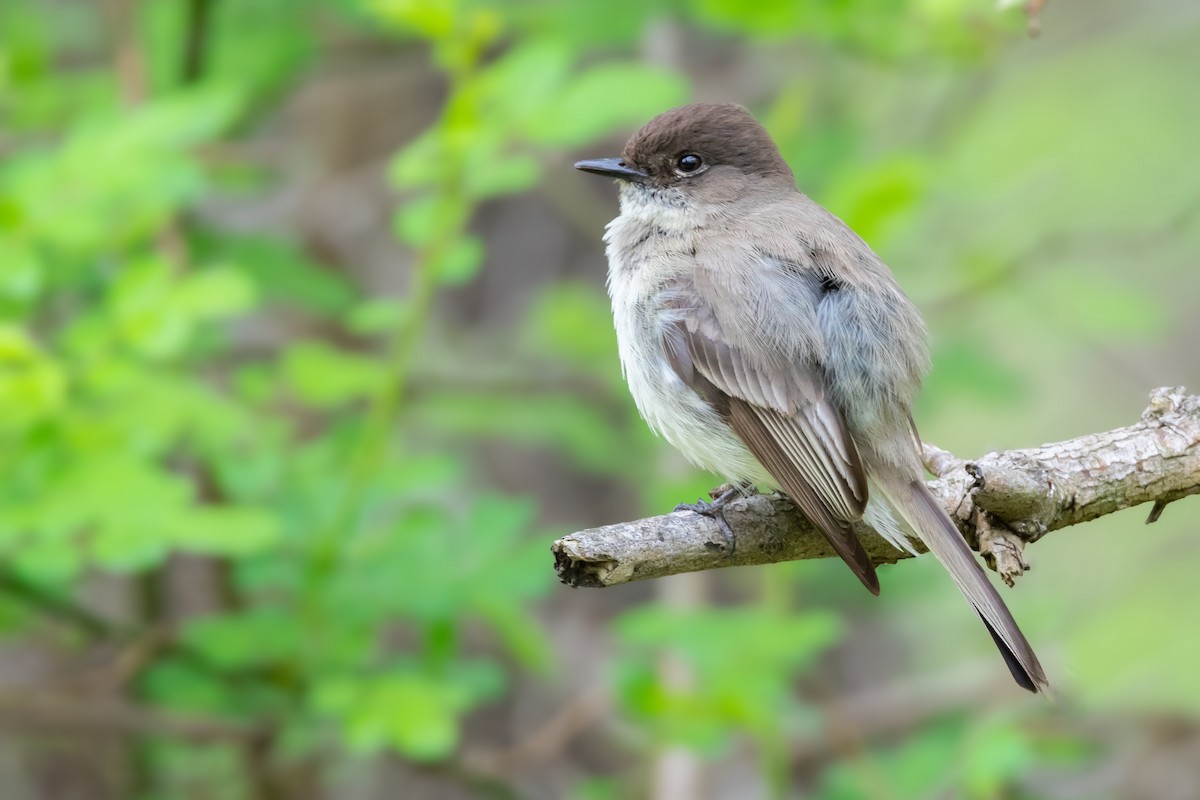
(673, 485, 743, 553)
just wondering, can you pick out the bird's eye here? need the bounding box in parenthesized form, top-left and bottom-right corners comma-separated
(675, 153, 704, 175)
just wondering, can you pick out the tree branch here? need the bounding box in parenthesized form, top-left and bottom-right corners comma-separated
(0, 690, 260, 743)
(553, 387, 1200, 588)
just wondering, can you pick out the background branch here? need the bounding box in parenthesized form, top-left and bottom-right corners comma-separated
(0, 690, 260, 744)
(553, 387, 1200, 588)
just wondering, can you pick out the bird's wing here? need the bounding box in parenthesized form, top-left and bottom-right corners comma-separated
(662, 296, 878, 594)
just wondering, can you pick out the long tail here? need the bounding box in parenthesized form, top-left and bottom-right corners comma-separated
(873, 470, 1049, 693)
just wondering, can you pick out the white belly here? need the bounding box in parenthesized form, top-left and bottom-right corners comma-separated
(625, 324, 772, 487)
(603, 191, 767, 486)
(608, 276, 773, 489)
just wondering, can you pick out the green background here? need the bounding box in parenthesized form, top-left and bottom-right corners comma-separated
(1, 0, 1198, 798)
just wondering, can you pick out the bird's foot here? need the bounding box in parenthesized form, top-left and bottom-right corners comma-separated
(674, 484, 751, 554)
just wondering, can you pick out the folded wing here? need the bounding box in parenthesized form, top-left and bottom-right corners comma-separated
(663, 307, 879, 594)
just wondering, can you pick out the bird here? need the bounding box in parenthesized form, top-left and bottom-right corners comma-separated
(574, 102, 1048, 693)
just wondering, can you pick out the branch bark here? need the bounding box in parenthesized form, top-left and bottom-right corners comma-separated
(553, 386, 1200, 588)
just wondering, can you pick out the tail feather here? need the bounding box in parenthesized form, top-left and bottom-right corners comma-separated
(978, 612, 1039, 692)
(874, 472, 1048, 693)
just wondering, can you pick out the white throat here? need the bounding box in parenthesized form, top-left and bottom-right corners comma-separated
(614, 182, 695, 232)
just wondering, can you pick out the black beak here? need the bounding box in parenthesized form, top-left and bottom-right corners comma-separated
(574, 157, 648, 182)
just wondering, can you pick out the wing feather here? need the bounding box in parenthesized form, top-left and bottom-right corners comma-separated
(663, 309, 878, 594)
(729, 398, 878, 594)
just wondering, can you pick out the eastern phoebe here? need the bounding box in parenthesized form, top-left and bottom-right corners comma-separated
(575, 103, 1047, 693)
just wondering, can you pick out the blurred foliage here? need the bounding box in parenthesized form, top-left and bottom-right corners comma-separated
(0, 0, 1198, 798)
(816, 713, 1094, 800)
(615, 607, 841, 793)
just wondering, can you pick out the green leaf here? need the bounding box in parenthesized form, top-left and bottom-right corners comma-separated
(471, 40, 573, 133)
(962, 718, 1036, 796)
(170, 506, 281, 557)
(107, 257, 190, 359)
(0, 324, 66, 431)
(389, 130, 446, 190)
(365, 454, 464, 503)
(101, 85, 245, 151)
(818, 719, 961, 800)
(613, 607, 841, 751)
(411, 391, 632, 473)
(364, 0, 456, 39)
(393, 194, 468, 247)
(353, 674, 462, 758)
(822, 156, 929, 245)
(462, 152, 540, 198)
(523, 64, 689, 147)
(521, 283, 619, 368)
(690, 0, 812, 36)
(104, 259, 256, 358)
(35, 456, 193, 571)
(174, 266, 258, 320)
(347, 298, 410, 335)
(313, 664, 503, 760)
(2, 540, 81, 583)
(0, 237, 43, 304)
(473, 600, 553, 673)
(142, 661, 233, 714)
(182, 607, 303, 669)
(197, 235, 358, 317)
(508, 0, 669, 47)
(9, 88, 242, 255)
(433, 235, 484, 285)
(616, 608, 841, 673)
(569, 777, 623, 800)
(282, 341, 387, 408)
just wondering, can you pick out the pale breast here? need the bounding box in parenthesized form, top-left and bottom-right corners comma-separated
(603, 201, 774, 488)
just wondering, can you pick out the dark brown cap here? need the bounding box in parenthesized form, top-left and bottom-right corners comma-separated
(621, 103, 793, 185)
